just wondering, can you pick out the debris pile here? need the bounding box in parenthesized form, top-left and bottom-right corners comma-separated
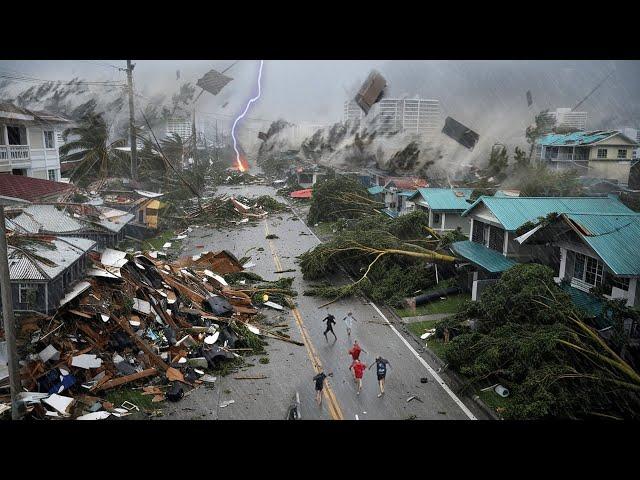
(179, 194, 289, 227)
(2, 247, 301, 420)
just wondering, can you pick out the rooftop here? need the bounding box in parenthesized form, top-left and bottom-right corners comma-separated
(537, 130, 638, 147)
(463, 195, 634, 231)
(0, 175, 73, 203)
(450, 240, 517, 273)
(409, 188, 474, 211)
(8, 236, 95, 281)
(563, 213, 640, 277)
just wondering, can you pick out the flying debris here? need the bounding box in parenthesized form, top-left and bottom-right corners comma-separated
(196, 69, 233, 96)
(354, 70, 387, 115)
(526, 90, 533, 107)
(258, 132, 268, 141)
(442, 117, 480, 150)
(176, 70, 181, 80)
(222, 102, 229, 108)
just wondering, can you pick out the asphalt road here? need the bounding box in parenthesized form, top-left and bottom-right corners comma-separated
(160, 184, 486, 420)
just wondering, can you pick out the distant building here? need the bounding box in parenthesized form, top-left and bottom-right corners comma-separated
(407, 188, 474, 234)
(371, 98, 441, 136)
(344, 100, 364, 125)
(166, 116, 193, 141)
(540, 108, 588, 132)
(535, 130, 639, 185)
(0, 102, 70, 181)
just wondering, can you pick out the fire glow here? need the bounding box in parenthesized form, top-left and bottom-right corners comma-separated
(231, 60, 264, 173)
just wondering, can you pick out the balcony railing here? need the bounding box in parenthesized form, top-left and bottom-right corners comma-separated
(0, 145, 30, 163)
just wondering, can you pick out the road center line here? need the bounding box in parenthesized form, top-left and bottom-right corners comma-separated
(263, 219, 344, 420)
(286, 203, 477, 420)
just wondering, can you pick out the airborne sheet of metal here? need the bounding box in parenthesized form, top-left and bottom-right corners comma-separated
(442, 117, 480, 150)
(526, 90, 533, 107)
(197, 69, 233, 96)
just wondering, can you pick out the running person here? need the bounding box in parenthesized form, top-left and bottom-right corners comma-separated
(349, 359, 367, 395)
(368, 356, 391, 397)
(348, 340, 366, 367)
(313, 371, 332, 406)
(342, 311, 358, 336)
(322, 313, 337, 341)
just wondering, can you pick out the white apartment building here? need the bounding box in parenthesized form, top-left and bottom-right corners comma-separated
(0, 103, 69, 181)
(371, 98, 441, 136)
(166, 116, 193, 141)
(344, 100, 364, 125)
(541, 108, 588, 132)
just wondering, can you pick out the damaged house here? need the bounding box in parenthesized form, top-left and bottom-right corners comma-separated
(3, 236, 95, 315)
(367, 176, 428, 218)
(517, 212, 640, 312)
(5, 204, 134, 249)
(449, 195, 635, 300)
(406, 188, 474, 234)
(101, 189, 164, 238)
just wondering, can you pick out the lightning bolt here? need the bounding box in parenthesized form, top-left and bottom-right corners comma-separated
(231, 60, 264, 171)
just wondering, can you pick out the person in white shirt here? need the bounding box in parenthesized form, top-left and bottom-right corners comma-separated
(342, 311, 358, 336)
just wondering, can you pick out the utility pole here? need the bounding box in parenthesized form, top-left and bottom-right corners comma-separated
(0, 205, 23, 420)
(126, 60, 138, 181)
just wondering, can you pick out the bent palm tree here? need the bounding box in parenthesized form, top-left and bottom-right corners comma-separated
(59, 113, 129, 185)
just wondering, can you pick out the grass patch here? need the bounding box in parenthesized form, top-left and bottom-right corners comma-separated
(259, 357, 270, 364)
(395, 293, 470, 317)
(478, 389, 511, 416)
(407, 319, 447, 359)
(143, 230, 179, 251)
(106, 388, 155, 411)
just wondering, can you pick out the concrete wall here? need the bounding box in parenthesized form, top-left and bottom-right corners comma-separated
(587, 160, 631, 184)
(444, 212, 471, 235)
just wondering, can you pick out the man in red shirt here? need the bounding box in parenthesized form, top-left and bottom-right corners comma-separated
(348, 340, 366, 367)
(349, 359, 367, 395)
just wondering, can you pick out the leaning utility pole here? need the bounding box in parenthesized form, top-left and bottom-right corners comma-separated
(0, 205, 23, 420)
(126, 60, 138, 181)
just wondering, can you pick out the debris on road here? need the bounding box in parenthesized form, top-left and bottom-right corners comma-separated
(407, 395, 424, 403)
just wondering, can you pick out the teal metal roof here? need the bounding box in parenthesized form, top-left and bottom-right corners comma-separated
(382, 208, 399, 218)
(463, 196, 635, 231)
(450, 240, 517, 273)
(408, 188, 474, 211)
(368, 185, 386, 195)
(564, 213, 640, 276)
(560, 283, 604, 320)
(537, 130, 631, 147)
(399, 190, 416, 197)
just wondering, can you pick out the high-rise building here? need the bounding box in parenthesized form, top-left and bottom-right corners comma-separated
(541, 108, 588, 132)
(166, 116, 193, 141)
(344, 100, 363, 125)
(372, 98, 441, 136)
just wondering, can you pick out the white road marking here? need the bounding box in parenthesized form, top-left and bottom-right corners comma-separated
(287, 201, 477, 420)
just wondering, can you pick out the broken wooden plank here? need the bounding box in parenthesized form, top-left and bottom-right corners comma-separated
(94, 368, 158, 392)
(112, 315, 169, 371)
(233, 375, 269, 380)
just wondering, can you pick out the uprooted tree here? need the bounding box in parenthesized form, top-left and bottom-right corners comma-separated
(439, 263, 640, 420)
(307, 175, 382, 225)
(300, 211, 457, 306)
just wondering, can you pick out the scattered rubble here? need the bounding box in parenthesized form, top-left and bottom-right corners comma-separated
(2, 244, 301, 420)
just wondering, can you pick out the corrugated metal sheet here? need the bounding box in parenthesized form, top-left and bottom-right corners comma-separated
(537, 130, 621, 147)
(410, 188, 474, 211)
(367, 186, 386, 195)
(463, 196, 634, 231)
(564, 213, 640, 276)
(8, 236, 95, 281)
(9, 205, 85, 233)
(450, 240, 517, 273)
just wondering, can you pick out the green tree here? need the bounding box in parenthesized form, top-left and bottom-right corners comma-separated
(525, 109, 551, 162)
(59, 113, 129, 185)
(513, 146, 529, 169)
(487, 145, 509, 178)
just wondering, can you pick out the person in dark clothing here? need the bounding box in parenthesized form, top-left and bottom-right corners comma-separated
(322, 313, 337, 341)
(313, 371, 333, 406)
(368, 356, 391, 397)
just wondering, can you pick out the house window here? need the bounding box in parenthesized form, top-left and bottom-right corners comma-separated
(7, 125, 25, 145)
(138, 209, 145, 223)
(48, 169, 56, 181)
(597, 148, 608, 159)
(44, 131, 55, 149)
(433, 213, 441, 225)
(472, 220, 485, 244)
(18, 284, 38, 304)
(610, 276, 630, 292)
(573, 253, 603, 286)
(617, 149, 627, 159)
(488, 227, 505, 253)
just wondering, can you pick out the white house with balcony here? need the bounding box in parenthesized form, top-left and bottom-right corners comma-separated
(536, 130, 639, 186)
(0, 102, 70, 182)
